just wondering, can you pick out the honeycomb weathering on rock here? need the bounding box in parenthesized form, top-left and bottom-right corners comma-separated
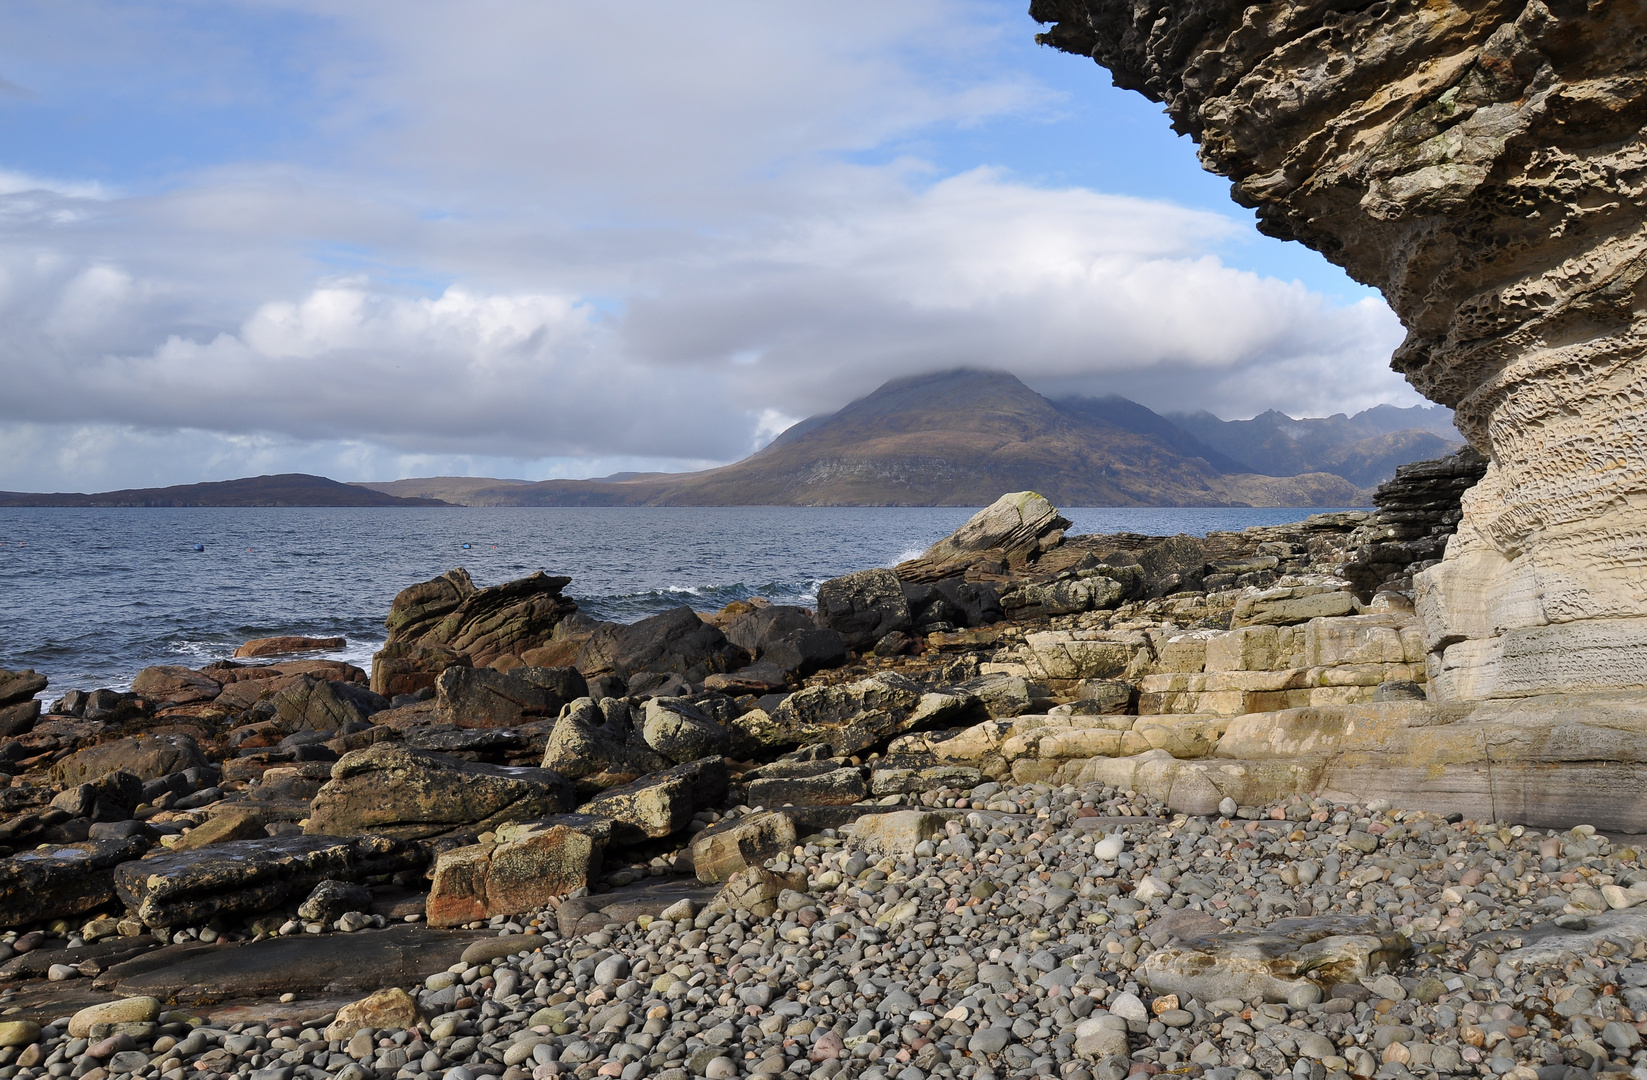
(1032, 0, 1647, 698)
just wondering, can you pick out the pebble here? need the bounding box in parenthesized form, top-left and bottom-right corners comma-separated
(6, 782, 1647, 1080)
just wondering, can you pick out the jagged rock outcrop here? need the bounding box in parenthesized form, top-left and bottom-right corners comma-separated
(1342, 448, 1488, 601)
(370, 569, 578, 693)
(896, 491, 1071, 582)
(1032, 0, 1647, 700)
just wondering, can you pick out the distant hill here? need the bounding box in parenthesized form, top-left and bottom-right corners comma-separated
(0, 473, 450, 508)
(361, 370, 1377, 507)
(1167, 404, 1462, 488)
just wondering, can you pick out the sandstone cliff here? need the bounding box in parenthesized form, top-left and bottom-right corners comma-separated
(1034, 0, 1647, 699)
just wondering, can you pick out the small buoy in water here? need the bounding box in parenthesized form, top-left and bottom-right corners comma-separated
(462, 543, 471, 549)
(192, 543, 205, 552)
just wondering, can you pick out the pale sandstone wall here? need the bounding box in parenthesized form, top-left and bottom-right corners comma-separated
(1032, 0, 1647, 699)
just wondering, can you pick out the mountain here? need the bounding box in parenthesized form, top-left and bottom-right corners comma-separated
(363, 370, 1375, 507)
(1167, 404, 1462, 488)
(0, 473, 450, 507)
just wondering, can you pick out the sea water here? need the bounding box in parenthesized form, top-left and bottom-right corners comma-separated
(0, 505, 1350, 693)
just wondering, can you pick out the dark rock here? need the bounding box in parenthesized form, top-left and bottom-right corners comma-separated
(98, 923, 484, 1002)
(113, 833, 427, 929)
(0, 669, 47, 708)
(1343, 448, 1488, 601)
(50, 771, 143, 822)
(376, 568, 578, 670)
(703, 662, 794, 695)
(50, 689, 89, 717)
(296, 880, 374, 923)
(435, 664, 586, 728)
(576, 606, 746, 684)
(746, 767, 867, 807)
(0, 835, 152, 930)
(404, 726, 534, 761)
(721, 606, 815, 655)
(1138, 535, 1208, 597)
(0, 700, 38, 739)
(759, 630, 847, 678)
(932, 578, 1003, 627)
(306, 743, 576, 840)
(53, 734, 209, 787)
(264, 677, 388, 732)
(813, 569, 911, 649)
(577, 757, 730, 844)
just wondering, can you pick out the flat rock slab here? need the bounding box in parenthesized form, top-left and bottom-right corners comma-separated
(1499, 908, 1647, 968)
(557, 879, 720, 937)
(99, 923, 487, 1003)
(0, 938, 159, 980)
(0, 981, 118, 1026)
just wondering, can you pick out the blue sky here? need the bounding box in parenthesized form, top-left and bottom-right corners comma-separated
(0, 1, 1417, 490)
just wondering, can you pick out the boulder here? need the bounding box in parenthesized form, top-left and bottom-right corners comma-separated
(0, 700, 39, 738)
(0, 835, 152, 929)
(766, 672, 977, 755)
(266, 676, 389, 731)
(721, 606, 815, 655)
(68, 998, 161, 1039)
(690, 810, 799, 883)
(370, 642, 470, 698)
(813, 569, 910, 649)
(713, 867, 809, 919)
(760, 629, 848, 678)
(931, 578, 1003, 627)
(576, 606, 746, 684)
(1138, 535, 1208, 597)
(540, 698, 668, 794)
(1233, 586, 1357, 627)
(641, 698, 731, 763)
(234, 636, 346, 659)
(1141, 915, 1411, 1004)
(703, 662, 794, 695)
(171, 808, 270, 852)
(324, 987, 422, 1039)
(869, 765, 982, 796)
(297, 879, 373, 923)
(578, 757, 729, 844)
(53, 734, 209, 787)
(435, 664, 586, 728)
(50, 771, 143, 822)
(852, 810, 947, 855)
(377, 569, 583, 671)
(953, 673, 1034, 719)
(306, 744, 575, 840)
(426, 815, 610, 927)
(113, 833, 427, 928)
(0, 669, 46, 708)
(129, 666, 221, 707)
(896, 493, 1071, 582)
(1000, 574, 1123, 620)
(746, 768, 866, 807)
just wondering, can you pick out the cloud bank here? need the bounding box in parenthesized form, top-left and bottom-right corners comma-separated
(0, 1, 1416, 491)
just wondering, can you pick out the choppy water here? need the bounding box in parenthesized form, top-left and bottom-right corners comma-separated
(0, 505, 1346, 694)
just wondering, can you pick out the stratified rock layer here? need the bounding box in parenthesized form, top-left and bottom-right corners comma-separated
(1033, 0, 1647, 699)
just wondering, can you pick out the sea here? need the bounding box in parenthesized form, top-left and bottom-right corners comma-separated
(0, 506, 1353, 695)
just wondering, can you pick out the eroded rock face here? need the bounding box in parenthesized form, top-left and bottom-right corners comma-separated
(1033, 0, 1647, 699)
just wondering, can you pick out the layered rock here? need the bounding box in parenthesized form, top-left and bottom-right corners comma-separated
(896, 491, 1071, 582)
(371, 568, 578, 693)
(1033, 0, 1647, 700)
(1342, 448, 1488, 601)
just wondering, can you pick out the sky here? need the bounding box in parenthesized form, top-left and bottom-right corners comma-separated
(0, 0, 1425, 491)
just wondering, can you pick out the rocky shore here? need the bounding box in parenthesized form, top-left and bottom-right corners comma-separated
(3, 462, 1645, 1080)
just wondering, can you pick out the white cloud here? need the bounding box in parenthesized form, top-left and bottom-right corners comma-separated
(0, 1, 1421, 490)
